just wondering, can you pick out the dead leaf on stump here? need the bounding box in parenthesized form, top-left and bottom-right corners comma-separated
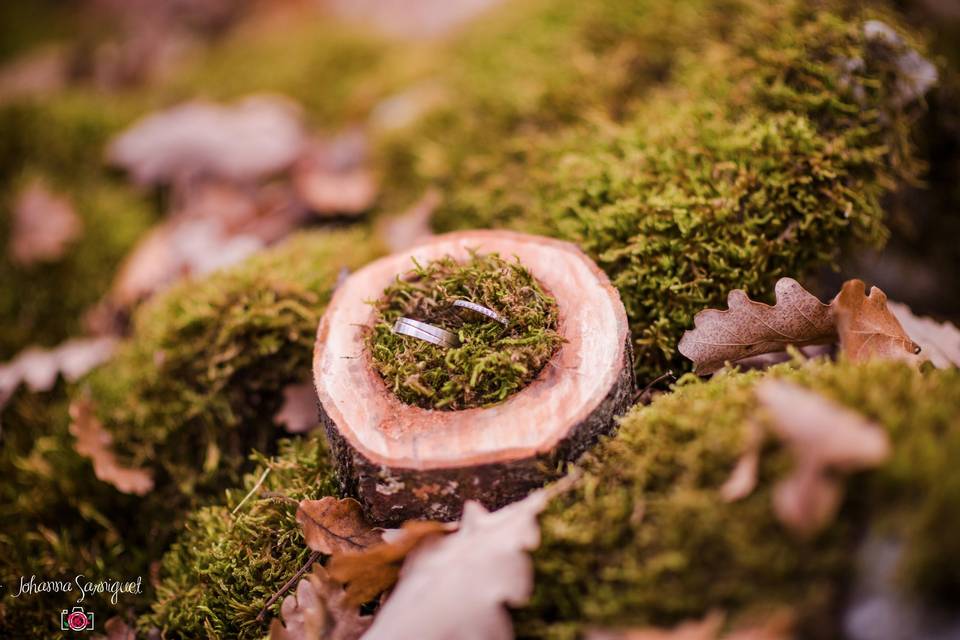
(269, 565, 371, 640)
(69, 397, 154, 496)
(678, 278, 835, 375)
(832, 280, 921, 365)
(679, 278, 925, 373)
(9, 179, 83, 266)
(755, 380, 890, 537)
(328, 519, 453, 605)
(296, 497, 382, 555)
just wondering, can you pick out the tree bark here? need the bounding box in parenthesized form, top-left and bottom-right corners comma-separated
(313, 230, 634, 525)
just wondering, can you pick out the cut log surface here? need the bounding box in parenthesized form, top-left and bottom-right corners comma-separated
(313, 230, 634, 525)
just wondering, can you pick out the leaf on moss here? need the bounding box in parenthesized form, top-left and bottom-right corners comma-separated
(832, 280, 921, 365)
(275, 382, 320, 433)
(363, 476, 576, 640)
(679, 278, 926, 373)
(755, 380, 890, 537)
(719, 420, 763, 503)
(269, 565, 371, 640)
(107, 95, 305, 185)
(887, 301, 958, 369)
(328, 519, 453, 605)
(69, 397, 154, 496)
(678, 278, 835, 375)
(0, 337, 116, 412)
(293, 131, 377, 217)
(9, 178, 83, 266)
(296, 497, 382, 555)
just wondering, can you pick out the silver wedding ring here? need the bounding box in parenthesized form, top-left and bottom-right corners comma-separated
(452, 299, 508, 325)
(392, 317, 460, 348)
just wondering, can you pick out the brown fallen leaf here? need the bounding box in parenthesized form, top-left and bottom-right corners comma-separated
(270, 565, 371, 640)
(363, 474, 577, 640)
(888, 301, 960, 369)
(755, 380, 890, 537)
(327, 519, 453, 605)
(719, 420, 764, 503)
(296, 497, 382, 555)
(375, 189, 440, 252)
(107, 95, 305, 185)
(0, 337, 117, 415)
(69, 397, 154, 496)
(274, 383, 320, 433)
(831, 280, 921, 365)
(678, 278, 835, 375)
(679, 278, 926, 373)
(9, 179, 83, 266)
(293, 132, 377, 217)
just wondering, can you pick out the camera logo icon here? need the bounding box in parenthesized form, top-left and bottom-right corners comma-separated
(60, 606, 95, 631)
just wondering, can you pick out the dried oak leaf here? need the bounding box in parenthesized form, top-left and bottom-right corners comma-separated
(756, 380, 890, 537)
(107, 95, 305, 185)
(275, 383, 320, 433)
(831, 280, 921, 365)
(69, 397, 154, 496)
(678, 278, 835, 375)
(363, 476, 576, 640)
(9, 179, 83, 266)
(296, 497, 382, 555)
(887, 301, 959, 369)
(270, 565, 371, 640)
(327, 519, 452, 606)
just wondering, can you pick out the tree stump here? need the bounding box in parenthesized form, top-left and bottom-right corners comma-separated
(313, 230, 634, 525)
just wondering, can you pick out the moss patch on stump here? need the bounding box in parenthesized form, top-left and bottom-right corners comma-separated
(367, 252, 562, 410)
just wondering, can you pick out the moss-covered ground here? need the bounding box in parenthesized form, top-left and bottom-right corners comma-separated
(1, 0, 957, 635)
(367, 252, 561, 409)
(519, 359, 960, 638)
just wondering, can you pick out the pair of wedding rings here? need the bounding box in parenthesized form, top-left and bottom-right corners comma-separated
(391, 300, 508, 348)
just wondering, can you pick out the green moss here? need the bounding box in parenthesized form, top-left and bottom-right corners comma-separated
(0, 98, 157, 359)
(0, 384, 150, 637)
(142, 436, 339, 640)
(77, 229, 380, 520)
(518, 359, 960, 638)
(367, 252, 562, 409)
(377, 0, 932, 384)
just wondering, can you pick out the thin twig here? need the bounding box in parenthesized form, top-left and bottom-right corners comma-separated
(255, 550, 322, 623)
(259, 490, 299, 506)
(231, 468, 271, 515)
(632, 370, 675, 404)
